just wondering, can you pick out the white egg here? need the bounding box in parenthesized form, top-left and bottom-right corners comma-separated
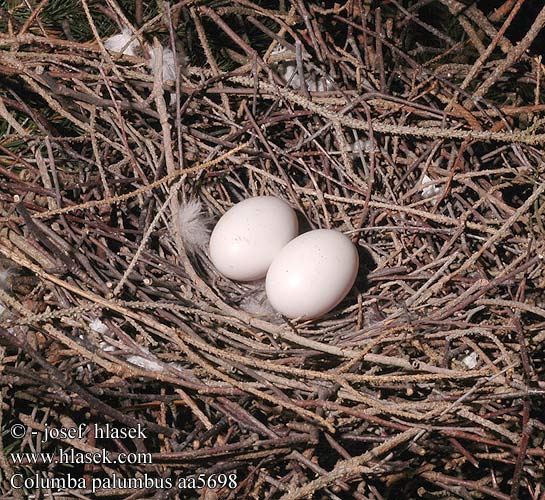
(209, 196, 298, 281)
(265, 229, 359, 320)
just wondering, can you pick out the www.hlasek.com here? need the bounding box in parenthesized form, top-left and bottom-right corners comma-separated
(10, 447, 151, 465)
(10, 473, 239, 493)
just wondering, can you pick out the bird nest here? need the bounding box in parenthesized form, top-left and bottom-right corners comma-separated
(0, 1, 544, 499)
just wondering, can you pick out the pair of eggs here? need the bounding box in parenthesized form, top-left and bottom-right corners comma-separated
(209, 197, 359, 320)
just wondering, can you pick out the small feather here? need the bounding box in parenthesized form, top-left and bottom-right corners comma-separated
(421, 174, 441, 199)
(149, 47, 187, 105)
(0, 269, 11, 290)
(149, 47, 177, 81)
(463, 351, 479, 369)
(239, 283, 276, 317)
(278, 61, 334, 92)
(177, 199, 211, 253)
(347, 138, 371, 158)
(89, 318, 108, 334)
(104, 28, 140, 57)
(273, 47, 334, 92)
(162, 48, 177, 82)
(126, 354, 164, 372)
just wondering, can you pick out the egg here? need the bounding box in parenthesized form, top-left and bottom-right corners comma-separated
(209, 196, 298, 281)
(265, 229, 359, 319)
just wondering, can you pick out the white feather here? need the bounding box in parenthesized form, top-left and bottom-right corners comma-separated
(273, 47, 334, 92)
(79, 322, 112, 376)
(100, 342, 116, 353)
(347, 138, 371, 158)
(463, 351, 478, 369)
(149, 47, 177, 81)
(89, 318, 108, 334)
(0, 269, 10, 290)
(126, 354, 163, 372)
(82, 320, 168, 375)
(277, 61, 334, 92)
(271, 45, 287, 57)
(312, 77, 335, 92)
(421, 174, 441, 199)
(177, 199, 211, 253)
(104, 28, 140, 57)
(149, 47, 181, 105)
(162, 48, 177, 82)
(239, 284, 275, 317)
(278, 61, 300, 88)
